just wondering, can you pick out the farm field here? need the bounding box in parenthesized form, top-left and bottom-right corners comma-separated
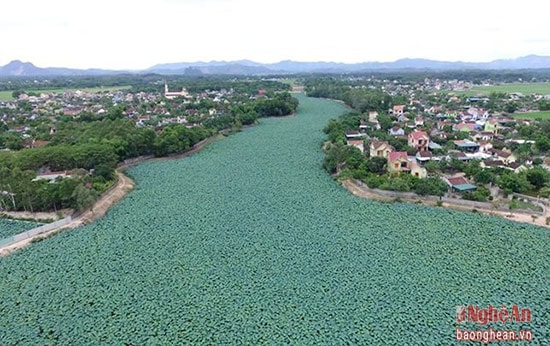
(0, 86, 131, 101)
(456, 82, 550, 96)
(0, 95, 548, 344)
(0, 219, 42, 239)
(513, 110, 550, 119)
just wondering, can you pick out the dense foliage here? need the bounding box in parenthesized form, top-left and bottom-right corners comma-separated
(0, 74, 297, 212)
(0, 95, 547, 344)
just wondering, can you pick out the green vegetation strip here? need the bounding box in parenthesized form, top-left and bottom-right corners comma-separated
(513, 110, 550, 119)
(0, 95, 548, 344)
(0, 86, 131, 101)
(453, 82, 550, 96)
(0, 219, 43, 239)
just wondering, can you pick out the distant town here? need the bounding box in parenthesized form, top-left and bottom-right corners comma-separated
(2, 70, 550, 226)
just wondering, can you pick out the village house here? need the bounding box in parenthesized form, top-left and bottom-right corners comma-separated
(387, 151, 409, 174)
(444, 176, 477, 193)
(408, 130, 430, 152)
(437, 120, 453, 130)
(397, 114, 408, 123)
(471, 131, 495, 141)
(467, 107, 489, 120)
(506, 162, 528, 173)
(370, 140, 394, 158)
(453, 122, 476, 133)
(478, 141, 493, 153)
(415, 151, 433, 163)
(368, 118, 381, 130)
(345, 130, 367, 139)
(32, 170, 73, 182)
(484, 118, 500, 133)
(491, 149, 516, 164)
(346, 139, 364, 153)
(410, 162, 428, 178)
(388, 126, 405, 136)
(392, 105, 405, 116)
(453, 140, 479, 153)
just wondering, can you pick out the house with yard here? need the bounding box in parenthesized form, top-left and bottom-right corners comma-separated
(408, 130, 430, 152)
(370, 140, 394, 158)
(491, 149, 516, 164)
(410, 162, 428, 178)
(387, 151, 409, 174)
(346, 139, 364, 153)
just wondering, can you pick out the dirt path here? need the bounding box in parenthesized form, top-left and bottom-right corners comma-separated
(342, 179, 550, 229)
(0, 136, 221, 256)
(0, 169, 135, 256)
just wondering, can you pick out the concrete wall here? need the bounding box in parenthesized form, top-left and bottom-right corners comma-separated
(0, 216, 72, 248)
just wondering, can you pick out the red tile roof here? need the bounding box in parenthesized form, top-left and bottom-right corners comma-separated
(447, 177, 468, 186)
(408, 131, 428, 140)
(388, 151, 408, 162)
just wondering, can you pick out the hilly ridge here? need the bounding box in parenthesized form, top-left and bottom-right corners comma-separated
(3, 55, 550, 76)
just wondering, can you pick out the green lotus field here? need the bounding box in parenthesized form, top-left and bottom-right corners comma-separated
(0, 219, 42, 239)
(0, 95, 548, 344)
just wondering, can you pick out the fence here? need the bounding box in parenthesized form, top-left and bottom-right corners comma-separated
(512, 192, 548, 212)
(352, 180, 543, 216)
(0, 216, 72, 248)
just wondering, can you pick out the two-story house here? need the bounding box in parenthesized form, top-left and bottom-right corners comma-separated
(408, 130, 430, 152)
(370, 140, 394, 158)
(387, 151, 409, 174)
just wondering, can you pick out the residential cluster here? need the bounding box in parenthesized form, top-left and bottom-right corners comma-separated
(0, 82, 243, 150)
(343, 86, 550, 198)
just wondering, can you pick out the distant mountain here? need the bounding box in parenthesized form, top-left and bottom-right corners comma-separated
(147, 55, 550, 74)
(0, 60, 126, 77)
(3, 55, 550, 77)
(148, 61, 275, 75)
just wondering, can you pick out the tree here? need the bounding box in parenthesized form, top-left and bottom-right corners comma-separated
(72, 184, 97, 212)
(323, 142, 347, 174)
(497, 172, 533, 193)
(474, 169, 496, 185)
(343, 146, 364, 171)
(365, 156, 387, 175)
(424, 160, 440, 174)
(534, 134, 550, 153)
(525, 167, 550, 190)
(414, 177, 447, 196)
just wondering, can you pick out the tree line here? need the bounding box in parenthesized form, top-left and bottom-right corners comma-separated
(0, 89, 298, 213)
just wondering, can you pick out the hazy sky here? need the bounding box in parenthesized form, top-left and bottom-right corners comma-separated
(2, 0, 549, 70)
